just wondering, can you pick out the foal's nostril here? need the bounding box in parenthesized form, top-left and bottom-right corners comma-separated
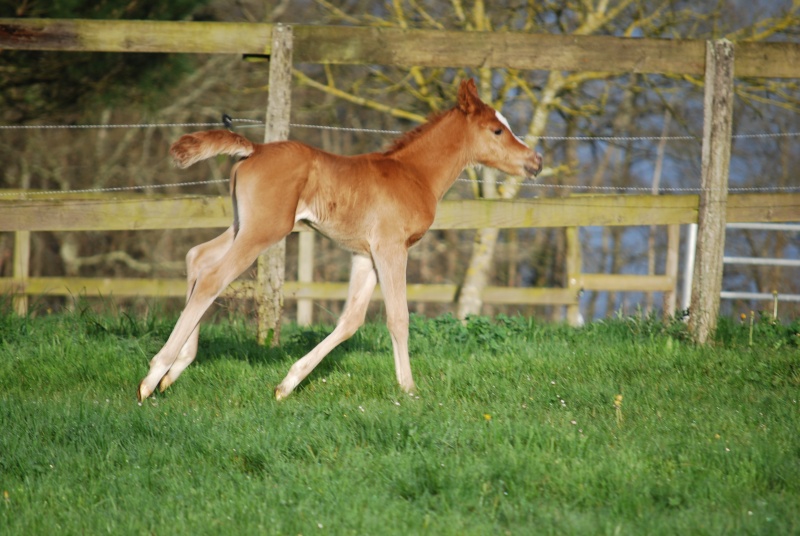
(525, 164, 541, 177)
(525, 152, 543, 177)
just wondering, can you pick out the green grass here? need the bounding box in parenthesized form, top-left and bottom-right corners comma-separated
(1, 303, 799, 535)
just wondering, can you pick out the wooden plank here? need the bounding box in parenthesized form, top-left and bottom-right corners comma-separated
(737, 40, 800, 79)
(481, 286, 577, 306)
(565, 227, 582, 326)
(0, 277, 257, 299)
(0, 18, 273, 54)
(293, 25, 708, 75)
(727, 193, 800, 223)
(12, 231, 30, 315)
(1, 277, 187, 297)
(1, 277, 575, 306)
(432, 196, 701, 229)
(2, 193, 799, 233)
(663, 224, 680, 318)
(296, 231, 314, 325)
(579, 274, 675, 292)
(0, 195, 232, 231)
(1, 18, 798, 77)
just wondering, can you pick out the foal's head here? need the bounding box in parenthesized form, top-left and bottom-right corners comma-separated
(457, 79, 543, 178)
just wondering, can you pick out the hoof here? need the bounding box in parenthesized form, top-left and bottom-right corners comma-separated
(274, 385, 290, 401)
(158, 375, 173, 393)
(137, 382, 150, 403)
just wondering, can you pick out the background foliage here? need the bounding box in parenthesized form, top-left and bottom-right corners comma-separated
(0, 0, 798, 322)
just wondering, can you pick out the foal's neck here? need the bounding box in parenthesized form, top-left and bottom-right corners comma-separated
(389, 110, 471, 200)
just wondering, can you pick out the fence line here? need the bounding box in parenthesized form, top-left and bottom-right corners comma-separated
(3, 118, 797, 196)
(2, 20, 799, 338)
(2, 178, 798, 198)
(2, 182, 800, 200)
(3, 193, 799, 324)
(719, 222, 800, 306)
(0, 194, 685, 321)
(3, 118, 799, 141)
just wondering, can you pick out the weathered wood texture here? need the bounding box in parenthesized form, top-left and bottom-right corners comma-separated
(296, 231, 314, 325)
(689, 40, 735, 344)
(12, 230, 29, 315)
(3, 193, 797, 232)
(1, 18, 799, 77)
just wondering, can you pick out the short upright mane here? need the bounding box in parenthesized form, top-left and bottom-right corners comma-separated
(382, 108, 456, 156)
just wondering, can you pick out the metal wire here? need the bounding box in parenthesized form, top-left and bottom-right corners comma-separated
(0, 180, 228, 198)
(2, 117, 798, 141)
(1, 117, 798, 196)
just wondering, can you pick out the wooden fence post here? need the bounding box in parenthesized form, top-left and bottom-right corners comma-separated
(689, 39, 734, 344)
(296, 230, 314, 326)
(256, 24, 293, 346)
(565, 226, 582, 326)
(662, 224, 680, 320)
(13, 230, 30, 315)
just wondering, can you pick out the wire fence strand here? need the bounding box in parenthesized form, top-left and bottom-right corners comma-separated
(2, 117, 799, 141)
(1, 117, 798, 197)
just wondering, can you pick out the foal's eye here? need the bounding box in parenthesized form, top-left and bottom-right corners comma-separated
(493, 128, 503, 136)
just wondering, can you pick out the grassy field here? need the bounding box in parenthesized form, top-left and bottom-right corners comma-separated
(1, 302, 798, 535)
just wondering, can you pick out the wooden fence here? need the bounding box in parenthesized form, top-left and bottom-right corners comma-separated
(1, 18, 799, 339)
(3, 193, 799, 325)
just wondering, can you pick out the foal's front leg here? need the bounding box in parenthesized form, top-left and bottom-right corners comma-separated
(372, 244, 415, 394)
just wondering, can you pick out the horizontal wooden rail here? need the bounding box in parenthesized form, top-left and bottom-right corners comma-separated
(3, 194, 796, 316)
(0, 271, 680, 304)
(1, 19, 799, 77)
(0, 277, 579, 307)
(0, 272, 681, 309)
(578, 274, 675, 292)
(2, 193, 799, 232)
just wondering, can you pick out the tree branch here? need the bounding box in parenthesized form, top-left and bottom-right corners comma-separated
(292, 69, 427, 123)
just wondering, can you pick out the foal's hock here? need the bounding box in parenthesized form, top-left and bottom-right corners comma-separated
(137, 78, 543, 402)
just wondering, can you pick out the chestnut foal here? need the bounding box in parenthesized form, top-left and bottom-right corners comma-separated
(137, 79, 542, 402)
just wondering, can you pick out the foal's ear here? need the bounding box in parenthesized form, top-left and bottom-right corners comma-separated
(457, 79, 482, 114)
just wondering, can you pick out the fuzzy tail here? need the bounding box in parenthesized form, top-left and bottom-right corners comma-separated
(169, 130, 255, 169)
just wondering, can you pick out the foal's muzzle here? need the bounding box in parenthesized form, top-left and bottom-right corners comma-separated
(525, 152, 544, 177)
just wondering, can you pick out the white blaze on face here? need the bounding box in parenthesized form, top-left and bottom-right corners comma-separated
(495, 110, 527, 146)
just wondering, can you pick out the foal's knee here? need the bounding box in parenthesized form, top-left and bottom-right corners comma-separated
(185, 244, 203, 276)
(386, 311, 409, 337)
(336, 314, 365, 340)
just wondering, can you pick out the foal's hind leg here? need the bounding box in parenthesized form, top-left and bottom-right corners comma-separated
(138, 228, 277, 402)
(158, 227, 235, 393)
(275, 254, 378, 400)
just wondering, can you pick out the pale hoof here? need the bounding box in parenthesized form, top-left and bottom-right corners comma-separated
(401, 381, 416, 395)
(274, 384, 291, 401)
(137, 381, 152, 403)
(158, 375, 173, 393)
